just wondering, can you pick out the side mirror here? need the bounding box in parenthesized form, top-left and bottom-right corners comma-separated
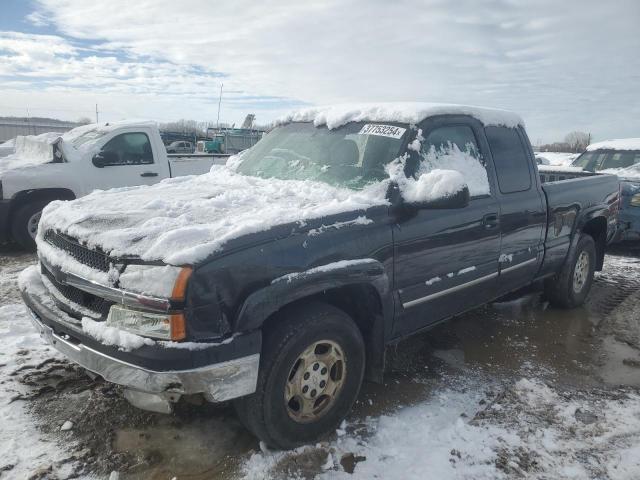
(409, 185, 470, 209)
(92, 150, 118, 168)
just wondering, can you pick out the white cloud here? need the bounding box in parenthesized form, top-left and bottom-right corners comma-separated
(2, 0, 640, 141)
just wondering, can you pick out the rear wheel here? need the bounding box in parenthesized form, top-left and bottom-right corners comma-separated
(10, 200, 49, 250)
(234, 302, 365, 449)
(544, 234, 596, 308)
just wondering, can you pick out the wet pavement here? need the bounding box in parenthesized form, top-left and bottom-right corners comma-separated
(2, 246, 640, 478)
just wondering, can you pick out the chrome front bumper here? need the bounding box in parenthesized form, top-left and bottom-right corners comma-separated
(22, 270, 260, 413)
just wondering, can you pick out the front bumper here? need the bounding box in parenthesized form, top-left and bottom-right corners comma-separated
(21, 269, 260, 411)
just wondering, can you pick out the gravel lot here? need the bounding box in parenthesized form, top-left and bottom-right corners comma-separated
(2, 246, 640, 479)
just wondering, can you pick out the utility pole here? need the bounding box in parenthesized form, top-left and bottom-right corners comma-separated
(95, 104, 99, 123)
(216, 83, 223, 130)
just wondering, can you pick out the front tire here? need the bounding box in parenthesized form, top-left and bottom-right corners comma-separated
(544, 233, 596, 308)
(11, 200, 49, 250)
(235, 301, 365, 449)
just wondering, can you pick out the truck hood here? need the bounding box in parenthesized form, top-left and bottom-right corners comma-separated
(37, 165, 388, 266)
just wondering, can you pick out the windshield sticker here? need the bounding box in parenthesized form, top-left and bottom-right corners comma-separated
(358, 124, 406, 139)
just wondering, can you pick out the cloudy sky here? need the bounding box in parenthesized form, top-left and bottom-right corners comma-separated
(0, 0, 638, 143)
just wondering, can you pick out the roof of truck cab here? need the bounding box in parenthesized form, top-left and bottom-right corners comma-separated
(276, 102, 524, 130)
(587, 138, 640, 151)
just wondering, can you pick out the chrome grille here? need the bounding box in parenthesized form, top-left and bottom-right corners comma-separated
(42, 266, 113, 319)
(44, 230, 111, 272)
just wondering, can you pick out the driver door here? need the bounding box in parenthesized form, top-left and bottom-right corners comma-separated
(392, 116, 501, 337)
(91, 131, 163, 190)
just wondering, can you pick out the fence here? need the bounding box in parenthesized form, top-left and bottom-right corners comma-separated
(0, 120, 79, 143)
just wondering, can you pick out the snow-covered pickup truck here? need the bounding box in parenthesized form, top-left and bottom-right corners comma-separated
(0, 121, 227, 249)
(20, 103, 620, 449)
(539, 138, 640, 242)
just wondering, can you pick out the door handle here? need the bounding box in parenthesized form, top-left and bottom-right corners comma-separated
(482, 214, 499, 229)
(140, 172, 158, 177)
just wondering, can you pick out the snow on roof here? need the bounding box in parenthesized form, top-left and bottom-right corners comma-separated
(587, 138, 640, 151)
(276, 102, 524, 130)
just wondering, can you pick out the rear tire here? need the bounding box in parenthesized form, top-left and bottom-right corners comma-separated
(234, 301, 365, 449)
(544, 234, 596, 308)
(11, 200, 49, 250)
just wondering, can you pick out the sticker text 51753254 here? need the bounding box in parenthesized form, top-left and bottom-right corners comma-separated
(358, 124, 407, 139)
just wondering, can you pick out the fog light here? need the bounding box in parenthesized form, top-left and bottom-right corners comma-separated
(107, 305, 185, 341)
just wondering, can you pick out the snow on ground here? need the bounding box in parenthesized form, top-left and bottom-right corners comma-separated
(242, 376, 640, 480)
(0, 303, 79, 478)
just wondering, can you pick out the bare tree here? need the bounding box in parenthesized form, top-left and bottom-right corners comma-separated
(76, 116, 92, 125)
(564, 131, 591, 153)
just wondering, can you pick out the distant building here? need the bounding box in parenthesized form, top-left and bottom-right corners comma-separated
(0, 117, 81, 142)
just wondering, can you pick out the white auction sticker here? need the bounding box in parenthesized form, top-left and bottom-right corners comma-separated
(358, 124, 407, 139)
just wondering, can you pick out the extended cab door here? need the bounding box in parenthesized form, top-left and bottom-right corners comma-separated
(90, 130, 166, 190)
(484, 126, 546, 291)
(392, 116, 501, 338)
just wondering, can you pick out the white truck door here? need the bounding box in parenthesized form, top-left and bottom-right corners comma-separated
(89, 131, 167, 190)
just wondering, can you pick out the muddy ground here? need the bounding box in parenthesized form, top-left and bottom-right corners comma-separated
(2, 245, 640, 479)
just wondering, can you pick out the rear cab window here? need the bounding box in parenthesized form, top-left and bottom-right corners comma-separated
(485, 126, 532, 193)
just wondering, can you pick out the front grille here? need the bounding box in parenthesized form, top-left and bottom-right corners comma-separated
(42, 266, 114, 319)
(44, 230, 111, 272)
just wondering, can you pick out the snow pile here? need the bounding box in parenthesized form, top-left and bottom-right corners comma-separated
(538, 164, 584, 173)
(0, 137, 16, 158)
(418, 144, 489, 196)
(0, 131, 60, 173)
(81, 318, 155, 351)
(277, 102, 524, 130)
(37, 165, 390, 265)
(587, 138, 640, 152)
(401, 168, 466, 203)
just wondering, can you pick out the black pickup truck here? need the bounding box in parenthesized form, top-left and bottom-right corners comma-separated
(20, 103, 619, 449)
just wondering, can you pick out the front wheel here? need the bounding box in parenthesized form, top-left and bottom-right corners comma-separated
(234, 302, 365, 449)
(10, 200, 49, 250)
(544, 233, 596, 308)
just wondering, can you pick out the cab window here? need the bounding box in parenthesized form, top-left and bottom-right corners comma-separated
(102, 133, 153, 165)
(419, 124, 490, 197)
(485, 126, 532, 193)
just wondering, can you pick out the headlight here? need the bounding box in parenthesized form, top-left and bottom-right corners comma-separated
(106, 305, 182, 340)
(107, 266, 192, 341)
(630, 193, 640, 207)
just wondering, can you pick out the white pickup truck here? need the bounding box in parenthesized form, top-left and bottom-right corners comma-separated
(0, 120, 229, 249)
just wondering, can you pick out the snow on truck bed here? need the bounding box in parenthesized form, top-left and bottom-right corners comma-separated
(276, 102, 524, 130)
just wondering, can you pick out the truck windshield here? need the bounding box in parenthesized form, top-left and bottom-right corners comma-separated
(573, 150, 640, 172)
(235, 122, 407, 189)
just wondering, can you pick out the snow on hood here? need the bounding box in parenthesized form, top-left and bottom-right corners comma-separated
(0, 132, 61, 174)
(37, 166, 390, 265)
(587, 138, 640, 151)
(276, 102, 524, 130)
(601, 163, 640, 180)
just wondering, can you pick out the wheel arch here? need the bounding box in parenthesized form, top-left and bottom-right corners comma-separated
(579, 215, 607, 271)
(235, 259, 392, 383)
(9, 188, 76, 220)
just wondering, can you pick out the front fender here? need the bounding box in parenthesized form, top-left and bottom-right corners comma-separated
(234, 258, 391, 332)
